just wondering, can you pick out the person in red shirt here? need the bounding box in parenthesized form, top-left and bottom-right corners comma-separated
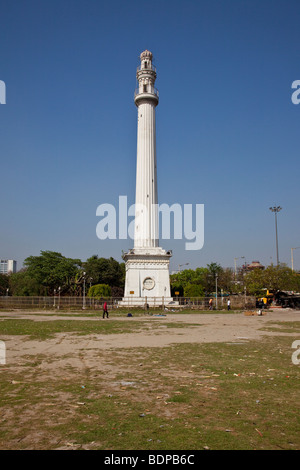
(103, 301, 109, 319)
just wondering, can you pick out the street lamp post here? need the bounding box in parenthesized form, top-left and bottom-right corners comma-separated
(83, 272, 86, 310)
(269, 206, 282, 266)
(178, 263, 189, 272)
(234, 256, 245, 278)
(215, 274, 218, 310)
(89, 277, 93, 308)
(291, 247, 300, 272)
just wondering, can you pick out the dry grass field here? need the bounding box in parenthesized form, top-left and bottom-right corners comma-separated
(0, 308, 299, 450)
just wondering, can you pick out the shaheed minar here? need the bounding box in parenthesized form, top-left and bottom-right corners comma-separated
(121, 50, 174, 306)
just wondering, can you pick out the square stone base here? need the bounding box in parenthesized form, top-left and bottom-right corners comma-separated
(120, 248, 176, 307)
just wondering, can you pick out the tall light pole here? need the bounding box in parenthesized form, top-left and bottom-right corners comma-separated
(83, 272, 86, 310)
(58, 286, 61, 310)
(269, 206, 282, 266)
(234, 256, 245, 278)
(178, 263, 189, 272)
(215, 274, 218, 310)
(291, 247, 300, 272)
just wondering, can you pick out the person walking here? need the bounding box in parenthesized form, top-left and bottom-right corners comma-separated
(103, 301, 109, 319)
(227, 299, 231, 311)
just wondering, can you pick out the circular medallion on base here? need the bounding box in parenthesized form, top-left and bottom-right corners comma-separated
(143, 277, 155, 290)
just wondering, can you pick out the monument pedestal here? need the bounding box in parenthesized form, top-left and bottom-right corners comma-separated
(120, 248, 175, 307)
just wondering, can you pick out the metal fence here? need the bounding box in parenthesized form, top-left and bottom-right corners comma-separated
(0, 295, 256, 311)
(0, 296, 108, 310)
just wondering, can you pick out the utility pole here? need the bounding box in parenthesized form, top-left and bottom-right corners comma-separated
(269, 206, 282, 266)
(83, 272, 86, 310)
(215, 274, 218, 310)
(291, 247, 300, 272)
(179, 263, 189, 272)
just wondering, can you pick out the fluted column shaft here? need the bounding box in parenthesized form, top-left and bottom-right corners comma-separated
(134, 100, 159, 248)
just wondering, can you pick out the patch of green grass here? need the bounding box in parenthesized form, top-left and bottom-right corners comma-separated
(260, 321, 300, 334)
(0, 318, 202, 340)
(1, 317, 300, 450)
(0, 318, 151, 340)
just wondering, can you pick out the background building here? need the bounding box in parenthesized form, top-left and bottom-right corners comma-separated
(0, 260, 17, 274)
(247, 261, 265, 271)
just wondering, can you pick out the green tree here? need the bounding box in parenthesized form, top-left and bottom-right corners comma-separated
(292, 272, 300, 292)
(88, 284, 111, 298)
(218, 267, 235, 293)
(170, 282, 184, 297)
(22, 251, 82, 295)
(244, 264, 297, 296)
(9, 269, 42, 296)
(83, 256, 125, 289)
(170, 265, 225, 297)
(204, 263, 223, 294)
(170, 269, 203, 296)
(244, 269, 265, 296)
(0, 274, 9, 296)
(184, 283, 205, 297)
(263, 264, 296, 292)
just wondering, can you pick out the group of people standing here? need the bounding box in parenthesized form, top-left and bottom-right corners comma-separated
(209, 298, 231, 310)
(102, 298, 232, 317)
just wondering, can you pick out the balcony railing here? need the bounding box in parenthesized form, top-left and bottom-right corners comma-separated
(134, 88, 159, 99)
(137, 64, 156, 73)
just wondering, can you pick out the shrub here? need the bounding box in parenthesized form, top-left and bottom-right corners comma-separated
(88, 284, 111, 298)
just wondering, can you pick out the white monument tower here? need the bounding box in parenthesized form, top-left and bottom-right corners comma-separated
(121, 50, 173, 306)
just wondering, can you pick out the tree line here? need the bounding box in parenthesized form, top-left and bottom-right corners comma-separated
(0, 251, 299, 298)
(171, 263, 300, 297)
(0, 251, 125, 297)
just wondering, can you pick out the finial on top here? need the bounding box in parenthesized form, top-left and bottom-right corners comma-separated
(140, 50, 153, 61)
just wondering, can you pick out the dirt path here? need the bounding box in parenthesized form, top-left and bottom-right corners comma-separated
(1, 309, 299, 369)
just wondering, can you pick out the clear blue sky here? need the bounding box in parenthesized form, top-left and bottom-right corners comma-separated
(1, 0, 300, 272)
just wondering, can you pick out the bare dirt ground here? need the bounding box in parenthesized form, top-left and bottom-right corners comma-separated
(2, 309, 300, 369)
(1, 308, 300, 450)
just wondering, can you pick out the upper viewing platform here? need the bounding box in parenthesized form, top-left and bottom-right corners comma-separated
(137, 63, 156, 73)
(136, 49, 157, 78)
(134, 87, 159, 106)
(135, 49, 159, 106)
